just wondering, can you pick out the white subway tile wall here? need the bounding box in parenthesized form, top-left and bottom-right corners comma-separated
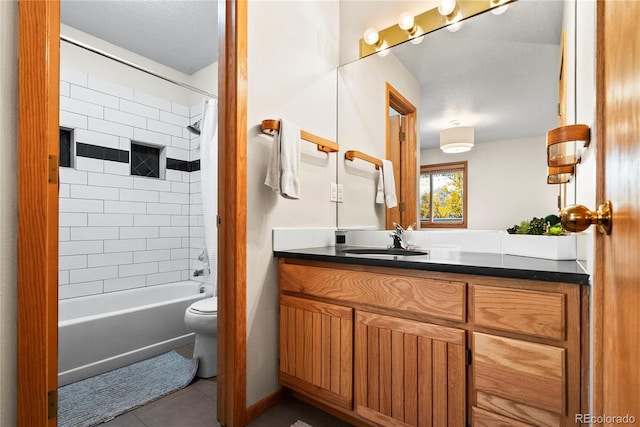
(59, 68, 208, 299)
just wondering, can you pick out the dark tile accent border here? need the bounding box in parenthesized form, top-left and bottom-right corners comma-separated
(167, 158, 200, 172)
(74, 142, 201, 172)
(59, 129, 72, 168)
(77, 142, 129, 163)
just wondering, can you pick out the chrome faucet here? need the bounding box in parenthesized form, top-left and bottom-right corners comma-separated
(193, 249, 211, 277)
(389, 222, 407, 250)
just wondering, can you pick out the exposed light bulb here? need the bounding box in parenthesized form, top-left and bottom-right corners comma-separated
(410, 34, 425, 45)
(363, 28, 380, 46)
(438, 0, 457, 17)
(376, 41, 390, 57)
(447, 21, 463, 32)
(491, 0, 509, 15)
(445, 12, 463, 32)
(398, 12, 415, 31)
(491, 4, 509, 15)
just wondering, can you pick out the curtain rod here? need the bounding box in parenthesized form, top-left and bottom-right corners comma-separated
(60, 35, 217, 99)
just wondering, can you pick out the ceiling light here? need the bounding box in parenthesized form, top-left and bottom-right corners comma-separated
(440, 123, 474, 153)
(490, 0, 509, 15)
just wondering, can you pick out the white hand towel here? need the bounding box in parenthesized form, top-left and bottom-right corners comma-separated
(375, 168, 385, 204)
(264, 119, 301, 199)
(381, 160, 398, 208)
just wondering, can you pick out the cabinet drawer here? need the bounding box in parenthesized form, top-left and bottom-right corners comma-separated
(475, 391, 560, 427)
(473, 285, 565, 340)
(472, 407, 534, 427)
(473, 333, 566, 415)
(280, 263, 466, 322)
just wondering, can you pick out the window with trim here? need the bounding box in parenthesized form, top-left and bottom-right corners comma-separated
(419, 161, 467, 228)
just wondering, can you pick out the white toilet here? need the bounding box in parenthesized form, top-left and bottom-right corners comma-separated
(184, 297, 218, 378)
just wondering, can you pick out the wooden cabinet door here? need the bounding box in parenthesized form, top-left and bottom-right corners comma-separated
(279, 294, 353, 410)
(355, 311, 466, 427)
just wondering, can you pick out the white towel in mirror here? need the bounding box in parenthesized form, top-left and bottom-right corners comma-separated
(381, 160, 398, 208)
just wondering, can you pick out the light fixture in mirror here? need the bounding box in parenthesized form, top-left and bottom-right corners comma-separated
(440, 124, 474, 153)
(491, 0, 510, 15)
(547, 124, 590, 167)
(547, 165, 575, 184)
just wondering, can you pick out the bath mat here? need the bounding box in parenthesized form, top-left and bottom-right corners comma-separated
(57, 350, 198, 427)
(291, 421, 313, 427)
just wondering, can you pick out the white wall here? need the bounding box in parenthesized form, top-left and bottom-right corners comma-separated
(337, 51, 420, 229)
(0, 1, 18, 424)
(421, 136, 559, 230)
(246, 1, 339, 407)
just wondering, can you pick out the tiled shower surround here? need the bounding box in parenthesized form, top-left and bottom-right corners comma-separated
(58, 67, 209, 300)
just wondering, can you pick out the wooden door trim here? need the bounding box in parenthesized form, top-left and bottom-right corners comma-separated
(217, 1, 248, 425)
(17, 1, 248, 425)
(385, 82, 417, 230)
(592, 0, 605, 417)
(17, 1, 60, 425)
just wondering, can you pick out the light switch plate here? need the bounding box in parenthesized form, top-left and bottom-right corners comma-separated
(337, 184, 344, 202)
(330, 183, 338, 202)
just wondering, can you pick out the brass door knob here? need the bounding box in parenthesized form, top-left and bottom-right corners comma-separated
(560, 201, 612, 235)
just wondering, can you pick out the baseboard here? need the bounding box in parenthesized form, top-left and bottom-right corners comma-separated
(245, 387, 289, 424)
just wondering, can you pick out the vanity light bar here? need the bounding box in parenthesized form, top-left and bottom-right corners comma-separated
(359, 0, 517, 58)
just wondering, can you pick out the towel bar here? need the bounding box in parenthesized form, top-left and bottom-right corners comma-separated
(345, 150, 382, 170)
(261, 119, 339, 153)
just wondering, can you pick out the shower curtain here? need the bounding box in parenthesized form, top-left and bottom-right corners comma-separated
(199, 99, 218, 296)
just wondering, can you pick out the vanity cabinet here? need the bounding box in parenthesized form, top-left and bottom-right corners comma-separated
(470, 283, 584, 427)
(279, 294, 353, 410)
(277, 258, 587, 427)
(355, 310, 466, 426)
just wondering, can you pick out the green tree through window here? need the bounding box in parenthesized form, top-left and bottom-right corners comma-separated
(420, 161, 467, 228)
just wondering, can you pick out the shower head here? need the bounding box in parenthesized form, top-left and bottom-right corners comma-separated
(187, 120, 201, 135)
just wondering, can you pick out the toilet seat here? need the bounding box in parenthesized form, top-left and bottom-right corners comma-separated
(188, 297, 218, 315)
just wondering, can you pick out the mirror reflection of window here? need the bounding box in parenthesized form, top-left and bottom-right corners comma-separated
(419, 161, 467, 228)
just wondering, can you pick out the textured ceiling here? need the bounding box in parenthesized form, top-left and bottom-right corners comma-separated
(384, 0, 565, 148)
(60, 0, 218, 75)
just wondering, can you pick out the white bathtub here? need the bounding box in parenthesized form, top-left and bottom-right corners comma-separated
(58, 281, 212, 386)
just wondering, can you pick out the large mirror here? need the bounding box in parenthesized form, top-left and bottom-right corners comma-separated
(337, 0, 569, 231)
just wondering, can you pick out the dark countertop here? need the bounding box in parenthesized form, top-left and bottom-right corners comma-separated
(274, 246, 590, 285)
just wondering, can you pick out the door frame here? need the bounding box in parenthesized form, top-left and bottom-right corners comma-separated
(16, 1, 248, 425)
(17, 1, 60, 425)
(385, 82, 417, 230)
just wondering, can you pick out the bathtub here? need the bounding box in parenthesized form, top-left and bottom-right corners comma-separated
(58, 280, 212, 386)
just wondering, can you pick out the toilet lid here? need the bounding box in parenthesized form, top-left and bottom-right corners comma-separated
(189, 297, 218, 314)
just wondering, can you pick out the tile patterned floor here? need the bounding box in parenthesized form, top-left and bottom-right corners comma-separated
(97, 345, 351, 427)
